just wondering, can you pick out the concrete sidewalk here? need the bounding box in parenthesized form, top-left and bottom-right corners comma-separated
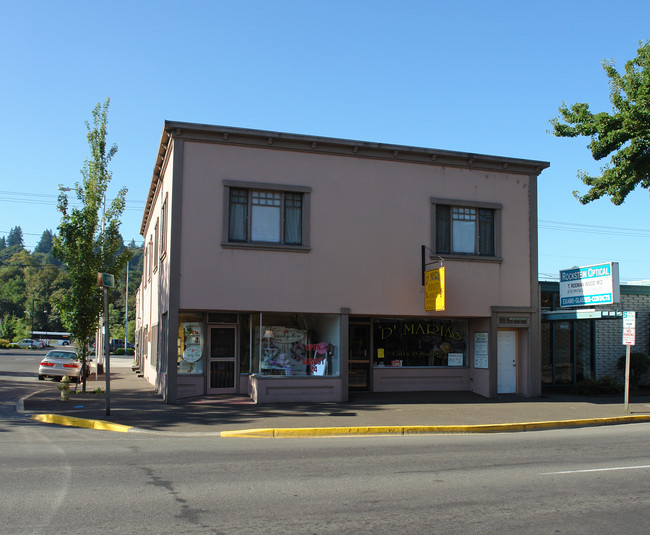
(19, 366, 650, 437)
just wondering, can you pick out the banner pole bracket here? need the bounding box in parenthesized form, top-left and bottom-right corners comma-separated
(421, 245, 444, 286)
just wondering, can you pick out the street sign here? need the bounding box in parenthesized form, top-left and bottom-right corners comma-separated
(424, 267, 445, 311)
(559, 262, 620, 307)
(623, 311, 636, 346)
(97, 272, 115, 288)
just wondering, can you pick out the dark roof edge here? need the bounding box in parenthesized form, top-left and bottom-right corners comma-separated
(164, 121, 550, 171)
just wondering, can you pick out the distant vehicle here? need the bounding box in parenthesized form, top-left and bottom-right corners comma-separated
(38, 349, 87, 382)
(17, 339, 45, 349)
(31, 331, 72, 346)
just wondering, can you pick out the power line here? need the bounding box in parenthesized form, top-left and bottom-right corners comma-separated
(539, 219, 650, 238)
(0, 190, 145, 211)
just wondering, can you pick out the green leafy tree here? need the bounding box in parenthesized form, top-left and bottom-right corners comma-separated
(5, 315, 31, 341)
(0, 236, 5, 250)
(24, 263, 66, 333)
(0, 250, 29, 325)
(108, 303, 124, 340)
(550, 40, 650, 205)
(53, 98, 131, 391)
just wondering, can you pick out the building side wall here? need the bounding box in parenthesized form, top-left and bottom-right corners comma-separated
(139, 148, 174, 390)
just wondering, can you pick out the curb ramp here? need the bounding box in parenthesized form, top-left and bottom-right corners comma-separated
(31, 414, 133, 433)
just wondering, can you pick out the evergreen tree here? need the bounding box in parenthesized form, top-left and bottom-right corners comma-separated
(7, 226, 24, 248)
(34, 229, 55, 254)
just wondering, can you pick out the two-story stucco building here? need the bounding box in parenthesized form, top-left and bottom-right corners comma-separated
(135, 122, 549, 403)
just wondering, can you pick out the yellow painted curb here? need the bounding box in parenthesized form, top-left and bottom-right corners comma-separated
(220, 415, 650, 438)
(31, 414, 133, 433)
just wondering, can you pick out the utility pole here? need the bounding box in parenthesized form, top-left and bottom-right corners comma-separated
(98, 272, 114, 416)
(124, 261, 129, 354)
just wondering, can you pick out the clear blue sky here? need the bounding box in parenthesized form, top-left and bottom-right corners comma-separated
(1, 0, 649, 283)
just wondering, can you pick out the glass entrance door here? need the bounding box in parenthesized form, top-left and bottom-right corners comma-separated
(349, 324, 371, 391)
(208, 326, 237, 394)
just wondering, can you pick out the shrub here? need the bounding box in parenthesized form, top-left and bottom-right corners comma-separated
(0, 339, 11, 349)
(574, 376, 623, 395)
(617, 352, 650, 385)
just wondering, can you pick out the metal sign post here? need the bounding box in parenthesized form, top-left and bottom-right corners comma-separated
(622, 311, 636, 413)
(104, 285, 110, 416)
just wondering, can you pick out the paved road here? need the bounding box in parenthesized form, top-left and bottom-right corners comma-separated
(0, 351, 44, 428)
(2, 350, 650, 534)
(2, 418, 650, 534)
(0, 349, 131, 432)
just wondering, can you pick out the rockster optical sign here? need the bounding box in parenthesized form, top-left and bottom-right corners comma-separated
(559, 262, 620, 308)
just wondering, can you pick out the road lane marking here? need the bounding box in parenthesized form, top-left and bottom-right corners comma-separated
(541, 464, 650, 475)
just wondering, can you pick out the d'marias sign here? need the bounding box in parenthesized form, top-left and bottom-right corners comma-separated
(559, 262, 620, 307)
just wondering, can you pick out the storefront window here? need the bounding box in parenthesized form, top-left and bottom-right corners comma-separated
(541, 322, 553, 384)
(554, 322, 573, 384)
(255, 313, 340, 376)
(177, 313, 205, 374)
(373, 318, 468, 367)
(541, 320, 594, 386)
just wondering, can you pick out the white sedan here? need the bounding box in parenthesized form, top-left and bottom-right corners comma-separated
(17, 339, 45, 349)
(38, 350, 84, 382)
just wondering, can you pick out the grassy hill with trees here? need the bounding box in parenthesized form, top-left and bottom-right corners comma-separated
(0, 226, 142, 346)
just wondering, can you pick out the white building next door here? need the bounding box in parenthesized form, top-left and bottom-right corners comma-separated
(497, 330, 517, 394)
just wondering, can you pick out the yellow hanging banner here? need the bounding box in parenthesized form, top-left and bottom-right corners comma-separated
(424, 266, 445, 311)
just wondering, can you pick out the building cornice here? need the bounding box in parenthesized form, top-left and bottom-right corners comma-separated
(141, 121, 550, 235)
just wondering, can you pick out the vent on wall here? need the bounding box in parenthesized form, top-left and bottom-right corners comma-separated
(499, 316, 529, 327)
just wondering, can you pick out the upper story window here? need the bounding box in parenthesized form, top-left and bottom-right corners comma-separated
(147, 236, 153, 282)
(143, 243, 148, 288)
(159, 193, 168, 260)
(223, 181, 311, 251)
(153, 218, 159, 272)
(432, 198, 501, 259)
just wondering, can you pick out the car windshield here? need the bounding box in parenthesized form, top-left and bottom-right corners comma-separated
(47, 352, 77, 359)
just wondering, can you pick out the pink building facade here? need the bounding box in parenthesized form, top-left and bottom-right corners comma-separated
(136, 123, 549, 403)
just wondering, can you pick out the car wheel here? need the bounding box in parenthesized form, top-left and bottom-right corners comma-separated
(38, 375, 45, 380)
